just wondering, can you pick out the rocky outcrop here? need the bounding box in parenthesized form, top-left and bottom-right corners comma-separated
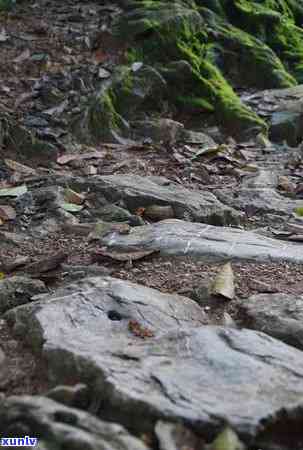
(5, 279, 303, 448)
(0, 395, 149, 450)
(108, 0, 303, 139)
(0, 276, 46, 314)
(98, 219, 303, 264)
(215, 169, 303, 217)
(80, 174, 242, 225)
(239, 293, 303, 350)
(244, 85, 303, 145)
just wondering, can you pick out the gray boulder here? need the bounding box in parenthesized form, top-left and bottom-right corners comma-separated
(0, 276, 46, 314)
(5, 276, 208, 353)
(239, 293, 303, 350)
(5, 277, 303, 447)
(215, 169, 302, 217)
(82, 174, 242, 226)
(98, 219, 303, 264)
(0, 395, 148, 450)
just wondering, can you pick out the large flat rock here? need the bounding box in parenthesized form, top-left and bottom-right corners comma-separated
(99, 219, 303, 264)
(239, 293, 303, 350)
(0, 276, 46, 314)
(216, 170, 302, 217)
(5, 275, 207, 352)
(79, 174, 242, 225)
(5, 276, 303, 447)
(0, 395, 148, 450)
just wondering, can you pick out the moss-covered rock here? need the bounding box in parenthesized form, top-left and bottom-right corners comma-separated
(71, 85, 126, 144)
(0, 0, 15, 12)
(113, 0, 268, 137)
(71, 64, 167, 144)
(111, 0, 303, 138)
(200, 0, 303, 83)
(199, 7, 296, 89)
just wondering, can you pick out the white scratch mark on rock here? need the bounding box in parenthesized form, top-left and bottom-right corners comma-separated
(183, 225, 210, 255)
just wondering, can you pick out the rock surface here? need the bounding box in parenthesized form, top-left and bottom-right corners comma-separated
(81, 174, 242, 226)
(99, 219, 303, 264)
(216, 169, 302, 217)
(244, 85, 303, 145)
(239, 293, 303, 350)
(5, 277, 303, 447)
(0, 395, 149, 450)
(0, 276, 46, 314)
(155, 421, 203, 450)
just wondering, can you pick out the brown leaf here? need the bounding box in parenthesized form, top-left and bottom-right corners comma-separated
(128, 320, 155, 339)
(92, 48, 108, 64)
(278, 176, 296, 193)
(64, 188, 85, 205)
(135, 207, 146, 216)
(57, 151, 106, 165)
(4, 159, 36, 176)
(211, 262, 235, 301)
(0, 205, 16, 221)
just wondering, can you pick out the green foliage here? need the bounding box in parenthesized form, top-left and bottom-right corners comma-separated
(294, 207, 303, 217)
(0, 0, 15, 11)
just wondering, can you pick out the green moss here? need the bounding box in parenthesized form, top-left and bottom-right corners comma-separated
(294, 207, 303, 217)
(116, 1, 266, 135)
(88, 89, 124, 141)
(212, 0, 303, 82)
(74, 62, 167, 143)
(177, 95, 215, 112)
(112, 0, 303, 137)
(0, 0, 15, 12)
(126, 47, 144, 64)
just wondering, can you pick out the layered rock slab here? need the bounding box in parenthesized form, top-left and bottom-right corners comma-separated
(99, 219, 303, 264)
(239, 293, 303, 350)
(5, 276, 303, 447)
(215, 169, 302, 216)
(0, 395, 149, 450)
(80, 174, 242, 225)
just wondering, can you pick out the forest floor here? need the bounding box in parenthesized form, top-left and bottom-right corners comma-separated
(1, 0, 303, 410)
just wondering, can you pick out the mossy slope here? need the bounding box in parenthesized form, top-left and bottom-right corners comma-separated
(112, 0, 303, 137)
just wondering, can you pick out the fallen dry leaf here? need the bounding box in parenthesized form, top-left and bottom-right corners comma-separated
(211, 262, 235, 300)
(0, 205, 16, 221)
(135, 207, 146, 216)
(64, 188, 85, 205)
(278, 175, 296, 193)
(4, 159, 36, 175)
(57, 151, 106, 165)
(128, 320, 155, 339)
